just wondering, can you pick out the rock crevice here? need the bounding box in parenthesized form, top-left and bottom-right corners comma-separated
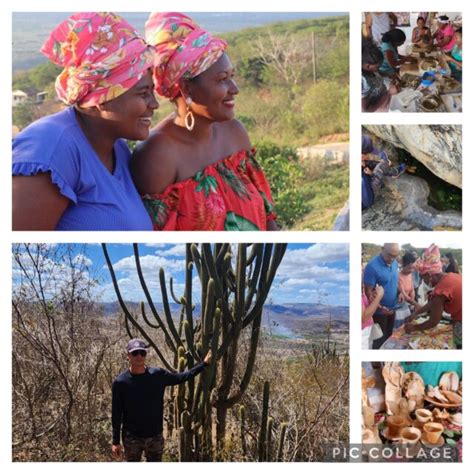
(364, 125, 462, 189)
(362, 174, 462, 231)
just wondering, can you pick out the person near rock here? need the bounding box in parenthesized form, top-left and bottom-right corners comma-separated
(364, 12, 398, 47)
(361, 135, 406, 210)
(12, 12, 158, 230)
(112, 339, 212, 461)
(361, 39, 398, 112)
(378, 28, 417, 78)
(433, 15, 456, 53)
(405, 244, 462, 349)
(411, 16, 432, 45)
(363, 243, 401, 349)
(131, 12, 278, 231)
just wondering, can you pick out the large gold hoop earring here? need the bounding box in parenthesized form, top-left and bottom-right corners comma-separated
(185, 97, 195, 131)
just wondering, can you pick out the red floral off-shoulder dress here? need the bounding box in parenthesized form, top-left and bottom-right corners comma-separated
(142, 148, 276, 231)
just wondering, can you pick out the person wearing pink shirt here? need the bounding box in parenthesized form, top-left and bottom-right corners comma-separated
(398, 252, 420, 308)
(433, 15, 456, 53)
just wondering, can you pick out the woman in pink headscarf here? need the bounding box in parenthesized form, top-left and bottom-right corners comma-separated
(13, 12, 158, 230)
(405, 244, 462, 349)
(433, 15, 456, 53)
(131, 12, 278, 231)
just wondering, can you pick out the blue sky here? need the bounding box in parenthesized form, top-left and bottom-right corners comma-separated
(12, 243, 349, 306)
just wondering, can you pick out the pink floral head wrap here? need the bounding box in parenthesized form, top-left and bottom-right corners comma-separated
(41, 12, 155, 107)
(417, 244, 443, 276)
(145, 12, 227, 98)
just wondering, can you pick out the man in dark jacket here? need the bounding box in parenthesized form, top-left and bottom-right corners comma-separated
(112, 338, 211, 461)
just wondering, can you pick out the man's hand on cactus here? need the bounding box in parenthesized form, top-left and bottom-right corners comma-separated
(204, 350, 212, 365)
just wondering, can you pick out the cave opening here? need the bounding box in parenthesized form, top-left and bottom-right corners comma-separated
(394, 147, 462, 212)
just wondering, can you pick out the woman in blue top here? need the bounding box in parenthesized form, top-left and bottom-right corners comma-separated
(379, 28, 416, 78)
(12, 12, 158, 230)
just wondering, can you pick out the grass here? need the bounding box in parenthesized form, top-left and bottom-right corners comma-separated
(292, 164, 349, 230)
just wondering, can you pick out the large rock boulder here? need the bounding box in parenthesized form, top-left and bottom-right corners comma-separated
(362, 174, 462, 231)
(364, 125, 462, 189)
(332, 200, 350, 231)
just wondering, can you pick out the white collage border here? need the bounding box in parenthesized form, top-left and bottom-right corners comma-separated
(1, 0, 471, 471)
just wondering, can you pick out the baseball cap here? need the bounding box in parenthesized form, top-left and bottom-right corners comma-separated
(127, 338, 148, 353)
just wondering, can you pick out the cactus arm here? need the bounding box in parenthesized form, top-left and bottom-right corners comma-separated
(244, 244, 264, 311)
(266, 417, 274, 461)
(277, 423, 288, 461)
(235, 244, 247, 321)
(243, 244, 287, 328)
(132, 244, 177, 352)
(183, 320, 200, 362)
(246, 243, 259, 266)
(258, 381, 270, 462)
(169, 277, 181, 304)
(159, 267, 182, 348)
(140, 301, 160, 329)
(190, 244, 203, 277)
(226, 308, 262, 406)
(201, 244, 233, 325)
(215, 243, 230, 267)
(102, 244, 175, 371)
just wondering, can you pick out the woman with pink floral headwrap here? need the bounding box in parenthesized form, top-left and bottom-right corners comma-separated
(131, 12, 278, 231)
(405, 244, 462, 349)
(13, 12, 158, 230)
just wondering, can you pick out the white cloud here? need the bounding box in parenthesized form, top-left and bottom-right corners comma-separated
(73, 254, 93, 266)
(276, 266, 348, 285)
(12, 248, 95, 301)
(111, 254, 184, 275)
(277, 244, 348, 280)
(284, 244, 349, 264)
(155, 244, 187, 257)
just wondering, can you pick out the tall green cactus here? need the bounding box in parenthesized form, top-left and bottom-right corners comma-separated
(102, 243, 287, 461)
(266, 417, 274, 461)
(258, 381, 270, 462)
(239, 405, 247, 459)
(277, 423, 288, 462)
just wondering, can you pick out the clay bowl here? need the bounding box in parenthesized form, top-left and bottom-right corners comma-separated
(415, 408, 432, 424)
(400, 427, 422, 444)
(420, 95, 442, 112)
(442, 390, 462, 405)
(450, 412, 462, 427)
(420, 58, 438, 71)
(400, 73, 421, 89)
(424, 394, 462, 409)
(423, 422, 444, 444)
(387, 415, 407, 438)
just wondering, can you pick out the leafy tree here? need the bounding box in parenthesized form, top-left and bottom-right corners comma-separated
(238, 57, 267, 87)
(12, 102, 36, 130)
(255, 142, 309, 228)
(13, 62, 61, 91)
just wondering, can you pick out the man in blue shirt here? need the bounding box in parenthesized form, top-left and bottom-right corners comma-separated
(364, 243, 400, 349)
(112, 339, 211, 461)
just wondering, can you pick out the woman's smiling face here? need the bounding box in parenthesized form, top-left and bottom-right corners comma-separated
(185, 53, 239, 122)
(101, 70, 159, 140)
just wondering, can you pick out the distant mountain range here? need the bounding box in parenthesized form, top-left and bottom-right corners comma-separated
(12, 12, 347, 71)
(99, 301, 349, 341)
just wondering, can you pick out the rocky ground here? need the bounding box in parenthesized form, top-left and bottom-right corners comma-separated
(362, 174, 462, 231)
